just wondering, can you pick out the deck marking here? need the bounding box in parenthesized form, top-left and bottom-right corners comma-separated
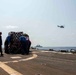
(10, 56, 22, 59)
(41, 51, 50, 52)
(19, 54, 37, 61)
(3, 54, 38, 63)
(0, 54, 37, 75)
(32, 51, 39, 53)
(0, 62, 22, 75)
(41, 51, 73, 54)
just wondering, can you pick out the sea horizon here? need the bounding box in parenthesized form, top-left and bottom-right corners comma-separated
(35, 46, 76, 51)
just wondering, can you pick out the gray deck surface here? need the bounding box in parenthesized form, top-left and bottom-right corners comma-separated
(0, 49, 76, 75)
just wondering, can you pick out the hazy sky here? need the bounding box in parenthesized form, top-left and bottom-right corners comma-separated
(0, 0, 76, 47)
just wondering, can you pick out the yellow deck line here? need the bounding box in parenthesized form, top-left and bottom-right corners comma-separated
(0, 62, 22, 75)
(0, 54, 38, 75)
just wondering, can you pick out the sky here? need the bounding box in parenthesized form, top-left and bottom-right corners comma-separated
(0, 0, 76, 47)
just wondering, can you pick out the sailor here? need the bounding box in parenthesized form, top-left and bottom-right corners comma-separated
(19, 35, 26, 55)
(0, 32, 3, 56)
(25, 36, 31, 55)
(4, 34, 13, 54)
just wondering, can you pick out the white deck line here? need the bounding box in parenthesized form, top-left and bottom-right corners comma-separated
(10, 56, 22, 59)
(41, 51, 73, 54)
(3, 54, 38, 63)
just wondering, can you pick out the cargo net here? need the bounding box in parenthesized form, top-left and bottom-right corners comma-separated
(8, 32, 23, 54)
(9, 32, 23, 41)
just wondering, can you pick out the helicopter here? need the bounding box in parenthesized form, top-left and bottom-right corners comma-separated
(57, 25, 64, 28)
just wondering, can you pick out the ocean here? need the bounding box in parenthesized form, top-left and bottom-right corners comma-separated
(36, 47, 76, 51)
